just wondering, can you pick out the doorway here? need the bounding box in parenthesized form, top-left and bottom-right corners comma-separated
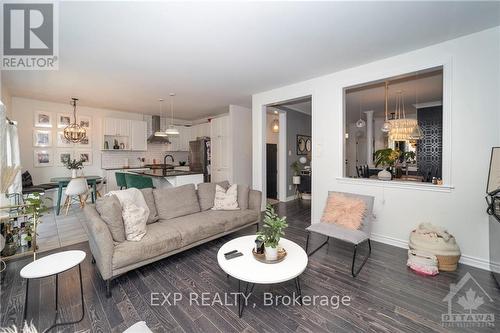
(265, 96, 312, 203)
(266, 144, 278, 199)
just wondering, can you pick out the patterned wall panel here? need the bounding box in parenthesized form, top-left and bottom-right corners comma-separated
(417, 106, 443, 179)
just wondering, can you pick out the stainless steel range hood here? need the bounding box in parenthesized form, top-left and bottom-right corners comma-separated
(147, 115, 171, 144)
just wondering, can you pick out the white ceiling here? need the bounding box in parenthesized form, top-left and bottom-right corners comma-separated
(3, 2, 500, 120)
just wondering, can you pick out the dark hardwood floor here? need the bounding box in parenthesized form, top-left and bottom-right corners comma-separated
(1, 200, 499, 332)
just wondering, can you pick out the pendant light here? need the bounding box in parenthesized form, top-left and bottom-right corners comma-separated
(355, 95, 366, 128)
(154, 98, 168, 137)
(164, 93, 179, 136)
(408, 72, 423, 140)
(63, 98, 86, 143)
(381, 82, 391, 133)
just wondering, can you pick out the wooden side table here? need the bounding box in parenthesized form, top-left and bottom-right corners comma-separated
(20, 250, 86, 332)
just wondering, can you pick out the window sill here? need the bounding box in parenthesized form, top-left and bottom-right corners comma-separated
(336, 177, 454, 193)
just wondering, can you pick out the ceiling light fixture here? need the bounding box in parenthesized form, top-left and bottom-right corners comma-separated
(355, 96, 366, 128)
(154, 98, 168, 137)
(164, 93, 179, 136)
(63, 98, 87, 143)
(272, 117, 279, 133)
(381, 82, 391, 133)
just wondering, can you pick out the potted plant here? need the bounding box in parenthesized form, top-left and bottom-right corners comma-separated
(374, 148, 400, 181)
(257, 204, 288, 260)
(23, 192, 49, 251)
(291, 161, 301, 185)
(64, 158, 85, 178)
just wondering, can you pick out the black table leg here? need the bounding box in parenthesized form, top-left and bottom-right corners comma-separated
(237, 280, 255, 318)
(43, 264, 85, 333)
(294, 277, 302, 305)
(23, 278, 29, 321)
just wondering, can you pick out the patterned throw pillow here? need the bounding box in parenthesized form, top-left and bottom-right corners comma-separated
(212, 184, 239, 210)
(321, 193, 366, 230)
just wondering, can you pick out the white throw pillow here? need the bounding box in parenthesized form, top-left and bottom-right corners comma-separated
(212, 184, 239, 210)
(107, 188, 149, 241)
(122, 204, 148, 241)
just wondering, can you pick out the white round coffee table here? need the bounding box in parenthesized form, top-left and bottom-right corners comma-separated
(217, 235, 308, 317)
(20, 250, 86, 332)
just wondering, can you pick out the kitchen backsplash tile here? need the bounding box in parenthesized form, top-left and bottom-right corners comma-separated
(101, 144, 189, 169)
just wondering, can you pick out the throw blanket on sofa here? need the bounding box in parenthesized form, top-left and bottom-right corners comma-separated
(107, 188, 149, 241)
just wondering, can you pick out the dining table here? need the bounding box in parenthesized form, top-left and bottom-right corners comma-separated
(50, 176, 102, 215)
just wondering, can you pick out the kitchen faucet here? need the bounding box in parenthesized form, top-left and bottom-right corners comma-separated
(164, 154, 174, 165)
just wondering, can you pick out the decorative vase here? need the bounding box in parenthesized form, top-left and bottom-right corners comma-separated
(264, 246, 278, 261)
(71, 169, 77, 178)
(377, 169, 392, 181)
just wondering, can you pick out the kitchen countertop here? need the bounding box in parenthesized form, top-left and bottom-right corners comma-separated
(102, 166, 149, 170)
(129, 169, 203, 178)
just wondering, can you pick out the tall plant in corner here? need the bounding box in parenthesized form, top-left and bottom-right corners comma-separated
(24, 192, 49, 250)
(257, 204, 288, 260)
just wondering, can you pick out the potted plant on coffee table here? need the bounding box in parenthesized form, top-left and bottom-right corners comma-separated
(64, 158, 85, 178)
(257, 204, 288, 261)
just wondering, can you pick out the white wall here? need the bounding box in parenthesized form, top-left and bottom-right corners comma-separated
(229, 105, 252, 186)
(253, 27, 500, 270)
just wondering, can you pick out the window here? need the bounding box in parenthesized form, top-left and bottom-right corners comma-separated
(343, 67, 444, 184)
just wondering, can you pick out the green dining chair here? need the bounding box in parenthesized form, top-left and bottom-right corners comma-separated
(115, 172, 128, 190)
(124, 173, 154, 189)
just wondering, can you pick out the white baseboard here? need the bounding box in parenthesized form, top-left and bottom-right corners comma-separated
(370, 233, 491, 272)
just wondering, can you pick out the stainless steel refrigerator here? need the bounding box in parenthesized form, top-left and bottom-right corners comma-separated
(189, 138, 211, 182)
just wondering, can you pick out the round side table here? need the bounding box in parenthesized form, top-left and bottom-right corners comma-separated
(20, 250, 86, 332)
(217, 236, 308, 317)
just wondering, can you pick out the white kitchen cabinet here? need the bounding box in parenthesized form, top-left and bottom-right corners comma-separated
(165, 125, 191, 151)
(130, 120, 147, 151)
(211, 116, 232, 183)
(103, 118, 130, 136)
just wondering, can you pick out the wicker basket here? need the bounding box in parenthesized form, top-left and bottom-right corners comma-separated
(436, 255, 461, 272)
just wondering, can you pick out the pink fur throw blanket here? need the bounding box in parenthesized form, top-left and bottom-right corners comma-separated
(321, 193, 366, 230)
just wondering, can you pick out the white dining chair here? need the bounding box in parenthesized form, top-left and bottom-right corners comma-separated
(63, 178, 89, 215)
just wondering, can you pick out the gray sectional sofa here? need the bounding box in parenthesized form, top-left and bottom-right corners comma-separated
(83, 181, 262, 296)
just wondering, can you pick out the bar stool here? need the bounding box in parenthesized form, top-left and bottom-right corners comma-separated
(115, 172, 127, 190)
(124, 173, 154, 189)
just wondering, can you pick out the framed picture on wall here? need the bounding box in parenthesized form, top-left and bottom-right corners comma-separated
(76, 130, 91, 147)
(296, 134, 311, 155)
(77, 115, 91, 129)
(57, 113, 72, 128)
(34, 110, 53, 128)
(34, 149, 53, 167)
(33, 129, 52, 147)
(56, 150, 74, 167)
(56, 131, 73, 147)
(76, 150, 92, 166)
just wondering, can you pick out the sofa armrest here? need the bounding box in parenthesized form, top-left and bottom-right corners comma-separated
(248, 189, 263, 213)
(83, 205, 114, 280)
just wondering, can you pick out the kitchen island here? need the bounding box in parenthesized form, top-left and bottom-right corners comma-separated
(129, 169, 204, 188)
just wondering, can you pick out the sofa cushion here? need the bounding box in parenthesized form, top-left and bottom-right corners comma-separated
(237, 185, 250, 210)
(165, 211, 226, 247)
(153, 184, 201, 220)
(197, 181, 230, 211)
(95, 195, 126, 242)
(205, 209, 259, 232)
(112, 222, 181, 269)
(140, 188, 159, 224)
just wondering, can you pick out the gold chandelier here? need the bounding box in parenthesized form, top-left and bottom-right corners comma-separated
(64, 98, 87, 143)
(382, 86, 423, 141)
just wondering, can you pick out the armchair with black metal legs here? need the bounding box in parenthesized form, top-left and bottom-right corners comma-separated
(305, 191, 374, 277)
